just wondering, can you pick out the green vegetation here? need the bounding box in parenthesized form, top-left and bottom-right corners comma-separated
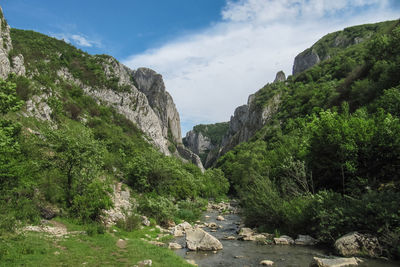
(217, 21, 400, 258)
(0, 220, 191, 267)
(192, 122, 229, 145)
(1, 22, 229, 266)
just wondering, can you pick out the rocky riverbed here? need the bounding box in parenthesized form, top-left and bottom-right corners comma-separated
(170, 202, 399, 267)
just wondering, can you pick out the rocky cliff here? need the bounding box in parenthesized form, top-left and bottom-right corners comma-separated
(0, 6, 203, 169)
(292, 21, 394, 75)
(0, 7, 25, 79)
(218, 71, 283, 157)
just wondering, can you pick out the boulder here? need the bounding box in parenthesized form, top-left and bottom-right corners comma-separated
(260, 260, 274, 266)
(216, 215, 225, 221)
(142, 216, 150, 227)
(238, 227, 254, 237)
(168, 242, 182, 250)
(243, 234, 266, 241)
(310, 256, 362, 267)
(295, 235, 318, 246)
(334, 232, 382, 258)
(186, 227, 223, 251)
(137, 259, 152, 266)
(223, 236, 236, 240)
(274, 235, 294, 245)
(171, 221, 192, 237)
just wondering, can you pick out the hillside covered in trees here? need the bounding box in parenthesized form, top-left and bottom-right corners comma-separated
(216, 19, 400, 258)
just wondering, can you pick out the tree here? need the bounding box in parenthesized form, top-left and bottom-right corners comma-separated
(46, 124, 107, 208)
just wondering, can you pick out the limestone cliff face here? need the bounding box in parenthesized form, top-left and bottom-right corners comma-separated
(219, 91, 280, 155)
(0, 6, 202, 169)
(292, 23, 385, 75)
(184, 130, 213, 156)
(0, 7, 25, 79)
(292, 49, 321, 75)
(132, 68, 182, 145)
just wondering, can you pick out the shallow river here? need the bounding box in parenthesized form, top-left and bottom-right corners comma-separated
(173, 210, 399, 267)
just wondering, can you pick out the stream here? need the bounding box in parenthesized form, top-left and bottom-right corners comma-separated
(172, 208, 399, 267)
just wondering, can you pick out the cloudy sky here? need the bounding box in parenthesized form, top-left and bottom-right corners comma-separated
(2, 0, 400, 134)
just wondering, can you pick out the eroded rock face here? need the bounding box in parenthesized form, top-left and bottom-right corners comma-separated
(334, 232, 382, 258)
(184, 130, 214, 156)
(292, 49, 320, 75)
(0, 7, 26, 78)
(219, 92, 280, 156)
(0, 7, 12, 79)
(133, 68, 182, 146)
(274, 70, 286, 83)
(186, 227, 223, 251)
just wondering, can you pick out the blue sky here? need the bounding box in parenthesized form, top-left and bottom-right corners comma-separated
(2, 0, 400, 135)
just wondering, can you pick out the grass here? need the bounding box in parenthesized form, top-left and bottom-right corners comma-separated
(0, 220, 191, 267)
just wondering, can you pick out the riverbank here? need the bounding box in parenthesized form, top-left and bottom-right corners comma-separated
(171, 202, 399, 267)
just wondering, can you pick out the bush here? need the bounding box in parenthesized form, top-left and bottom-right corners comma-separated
(70, 181, 112, 223)
(115, 213, 142, 232)
(137, 194, 177, 225)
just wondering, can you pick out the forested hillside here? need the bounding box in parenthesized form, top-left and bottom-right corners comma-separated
(0, 8, 227, 265)
(216, 19, 400, 258)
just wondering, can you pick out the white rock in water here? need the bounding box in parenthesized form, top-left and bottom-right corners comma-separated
(216, 215, 225, 221)
(260, 260, 274, 266)
(186, 227, 223, 251)
(310, 256, 362, 267)
(274, 235, 294, 245)
(168, 242, 182, 250)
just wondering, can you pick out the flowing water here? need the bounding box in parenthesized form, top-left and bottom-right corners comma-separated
(173, 210, 399, 267)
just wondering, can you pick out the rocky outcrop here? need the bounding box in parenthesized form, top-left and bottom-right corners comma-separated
(0, 7, 12, 79)
(334, 232, 382, 258)
(0, 6, 26, 79)
(219, 89, 280, 156)
(186, 227, 223, 251)
(293, 49, 321, 75)
(102, 182, 134, 226)
(56, 63, 205, 170)
(184, 130, 214, 156)
(274, 70, 286, 83)
(133, 68, 182, 146)
(176, 145, 205, 172)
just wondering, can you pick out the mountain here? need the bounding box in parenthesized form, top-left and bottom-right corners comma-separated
(185, 20, 399, 166)
(3, 9, 203, 170)
(0, 4, 228, 235)
(183, 122, 229, 167)
(214, 18, 400, 258)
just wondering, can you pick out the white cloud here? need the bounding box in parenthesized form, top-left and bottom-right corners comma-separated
(123, 0, 399, 134)
(52, 33, 101, 48)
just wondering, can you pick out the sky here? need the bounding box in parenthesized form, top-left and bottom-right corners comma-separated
(2, 0, 400, 134)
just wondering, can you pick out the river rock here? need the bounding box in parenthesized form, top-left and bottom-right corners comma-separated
(171, 221, 192, 237)
(168, 242, 182, 250)
(274, 235, 294, 245)
(238, 227, 254, 237)
(260, 260, 274, 266)
(208, 222, 218, 229)
(295, 235, 318, 246)
(186, 227, 223, 251)
(223, 236, 236, 240)
(310, 256, 362, 267)
(243, 234, 267, 241)
(334, 232, 382, 258)
(216, 215, 225, 221)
